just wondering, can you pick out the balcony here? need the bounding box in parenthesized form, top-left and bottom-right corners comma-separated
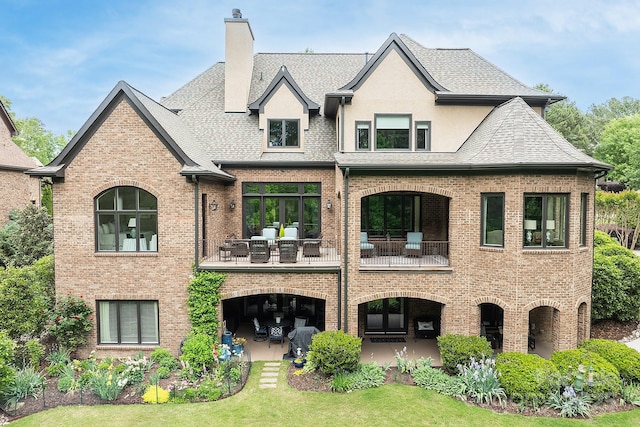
(200, 238, 450, 270)
(360, 239, 450, 269)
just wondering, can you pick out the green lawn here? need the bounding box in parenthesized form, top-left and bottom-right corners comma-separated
(10, 361, 640, 427)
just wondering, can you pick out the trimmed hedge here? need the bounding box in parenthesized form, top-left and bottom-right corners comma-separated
(437, 334, 493, 374)
(495, 352, 559, 406)
(307, 331, 362, 375)
(550, 349, 621, 402)
(580, 338, 640, 382)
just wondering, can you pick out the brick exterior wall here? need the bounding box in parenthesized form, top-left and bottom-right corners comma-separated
(0, 122, 39, 223)
(52, 97, 596, 358)
(53, 98, 194, 358)
(343, 174, 595, 353)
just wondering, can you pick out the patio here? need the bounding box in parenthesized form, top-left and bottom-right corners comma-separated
(230, 322, 553, 366)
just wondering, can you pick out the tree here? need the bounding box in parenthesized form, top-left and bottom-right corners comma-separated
(0, 94, 70, 165)
(594, 115, 640, 188)
(595, 189, 640, 248)
(586, 97, 640, 155)
(0, 204, 53, 268)
(535, 84, 592, 154)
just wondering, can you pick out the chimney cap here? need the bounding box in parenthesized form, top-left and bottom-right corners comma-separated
(232, 8, 242, 18)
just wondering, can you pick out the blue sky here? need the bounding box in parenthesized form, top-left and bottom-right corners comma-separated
(2, 0, 639, 136)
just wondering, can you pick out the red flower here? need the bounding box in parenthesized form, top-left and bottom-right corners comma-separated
(56, 317, 61, 322)
(75, 316, 81, 320)
(89, 318, 94, 321)
(80, 295, 83, 298)
(69, 302, 73, 305)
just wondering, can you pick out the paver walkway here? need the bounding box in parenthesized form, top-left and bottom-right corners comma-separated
(258, 361, 281, 389)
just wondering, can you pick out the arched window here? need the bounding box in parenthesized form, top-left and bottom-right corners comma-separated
(95, 187, 157, 252)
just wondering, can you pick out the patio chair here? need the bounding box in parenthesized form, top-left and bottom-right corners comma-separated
(278, 239, 298, 263)
(360, 232, 374, 258)
(262, 227, 277, 247)
(294, 316, 308, 329)
(281, 227, 298, 240)
(405, 232, 423, 257)
(250, 237, 270, 263)
(268, 325, 285, 348)
(253, 318, 267, 341)
(302, 234, 322, 257)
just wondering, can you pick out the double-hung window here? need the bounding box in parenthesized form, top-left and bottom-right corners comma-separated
(268, 119, 299, 147)
(523, 194, 568, 248)
(97, 300, 159, 345)
(580, 193, 588, 246)
(481, 193, 504, 247)
(375, 114, 410, 150)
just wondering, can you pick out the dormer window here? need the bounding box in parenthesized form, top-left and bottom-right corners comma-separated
(375, 114, 411, 150)
(416, 121, 431, 151)
(268, 119, 299, 148)
(356, 121, 371, 150)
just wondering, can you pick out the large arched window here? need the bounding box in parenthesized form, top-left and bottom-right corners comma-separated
(95, 187, 158, 252)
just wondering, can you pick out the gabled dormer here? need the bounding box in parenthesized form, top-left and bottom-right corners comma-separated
(249, 66, 320, 152)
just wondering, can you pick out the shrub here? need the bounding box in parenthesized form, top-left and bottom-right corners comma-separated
(412, 364, 465, 397)
(329, 372, 353, 393)
(57, 375, 75, 393)
(0, 260, 52, 339)
(495, 352, 559, 406)
(546, 386, 592, 418)
(90, 364, 127, 401)
(160, 357, 180, 371)
(0, 332, 16, 394)
(437, 334, 493, 374)
(592, 241, 640, 322)
(46, 295, 94, 352)
(150, 348, 175, 365)
(142, 385, 170, 404)
(156, 366, 171, 379)
(580, 339, 640, 382)
(46, 347, 71, 377)
(458, 356, 506, 406)
(307, 331, 361, 375)
(179, 333, 216, 372)
(194, 377, 222, 401)
(121, 354, 152, 385)
(329, 362, 387, 392)
(24, 339, 44, 369)
(550, 349, 621, 402)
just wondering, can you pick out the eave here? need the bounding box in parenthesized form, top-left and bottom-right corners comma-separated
(435, 93, 565, 107)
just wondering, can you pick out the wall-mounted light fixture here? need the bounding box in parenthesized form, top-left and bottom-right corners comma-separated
(209, 200, 218, 211)
(326, 200, 332, 210)
(230, 200, 236, 209)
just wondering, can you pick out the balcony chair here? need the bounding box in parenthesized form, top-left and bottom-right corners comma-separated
(253, 318, 268, 341)
(303, 233, 322, 257)
(268, 325, 285, 348)
(281, 227, 298, 240)
(405, 232, 423, 257)
(262, 227, 277, 248)
(278, 239, 298, 263)
(250, 237, 270, 263)
(360, 232, 375, 258)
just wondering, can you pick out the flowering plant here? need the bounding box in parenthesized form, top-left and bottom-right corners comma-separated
(232, 336, 246, 346)
(457, 356, 506, 406)
(46, 295, 93, 352)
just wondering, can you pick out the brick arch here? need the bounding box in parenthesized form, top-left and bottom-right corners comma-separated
(574, 299, 589, 310)
(351, 290, 450, 306)
(523, 298, 563, 312)
(472, 296, 509, 310)
(220, 288, 330, 302)
(91, 180, 161, 198)
(351, 183, 455, 200)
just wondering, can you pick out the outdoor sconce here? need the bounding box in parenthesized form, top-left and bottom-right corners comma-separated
(230, 200, 236, 209)
(209, 200, 218, 211)
(326, 200, 332, 210)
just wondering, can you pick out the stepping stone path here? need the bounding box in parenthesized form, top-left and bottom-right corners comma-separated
(258, 362, 281, 389)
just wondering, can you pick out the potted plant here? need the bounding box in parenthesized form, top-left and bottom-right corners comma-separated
(292, 347, 306, 368)
(232, 336, 246, 355)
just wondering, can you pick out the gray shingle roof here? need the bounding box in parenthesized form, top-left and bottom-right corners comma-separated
(335, 97, 611, 172)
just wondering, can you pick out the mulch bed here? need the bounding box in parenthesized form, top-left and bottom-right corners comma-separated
(2, 321, 638, 423)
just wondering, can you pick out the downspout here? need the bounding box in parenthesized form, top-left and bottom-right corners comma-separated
(542, 98, 552, 120)
(192, 175, 200, 270)
(343, 167, 349, 332)
(337, 269, 341, 331)
(340, 96, 346, 153)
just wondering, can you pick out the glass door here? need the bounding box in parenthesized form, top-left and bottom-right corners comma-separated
(365, 298, 406, 334)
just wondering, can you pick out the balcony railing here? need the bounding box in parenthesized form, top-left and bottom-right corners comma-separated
(200, 238, 449, 268)
(201, 238, 341, 266)
(359, 240, 450, 267)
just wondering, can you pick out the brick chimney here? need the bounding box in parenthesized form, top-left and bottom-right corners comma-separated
(224, 9, 254, 113)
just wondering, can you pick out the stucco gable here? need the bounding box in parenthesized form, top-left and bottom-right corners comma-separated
(248, 66, 320, 115)
(0, 99, 38, 171)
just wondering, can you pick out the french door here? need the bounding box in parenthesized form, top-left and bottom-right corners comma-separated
(365, 298, 406, 334)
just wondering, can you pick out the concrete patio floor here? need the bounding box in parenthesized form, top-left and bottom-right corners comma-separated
(231, 322, 553, 365)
